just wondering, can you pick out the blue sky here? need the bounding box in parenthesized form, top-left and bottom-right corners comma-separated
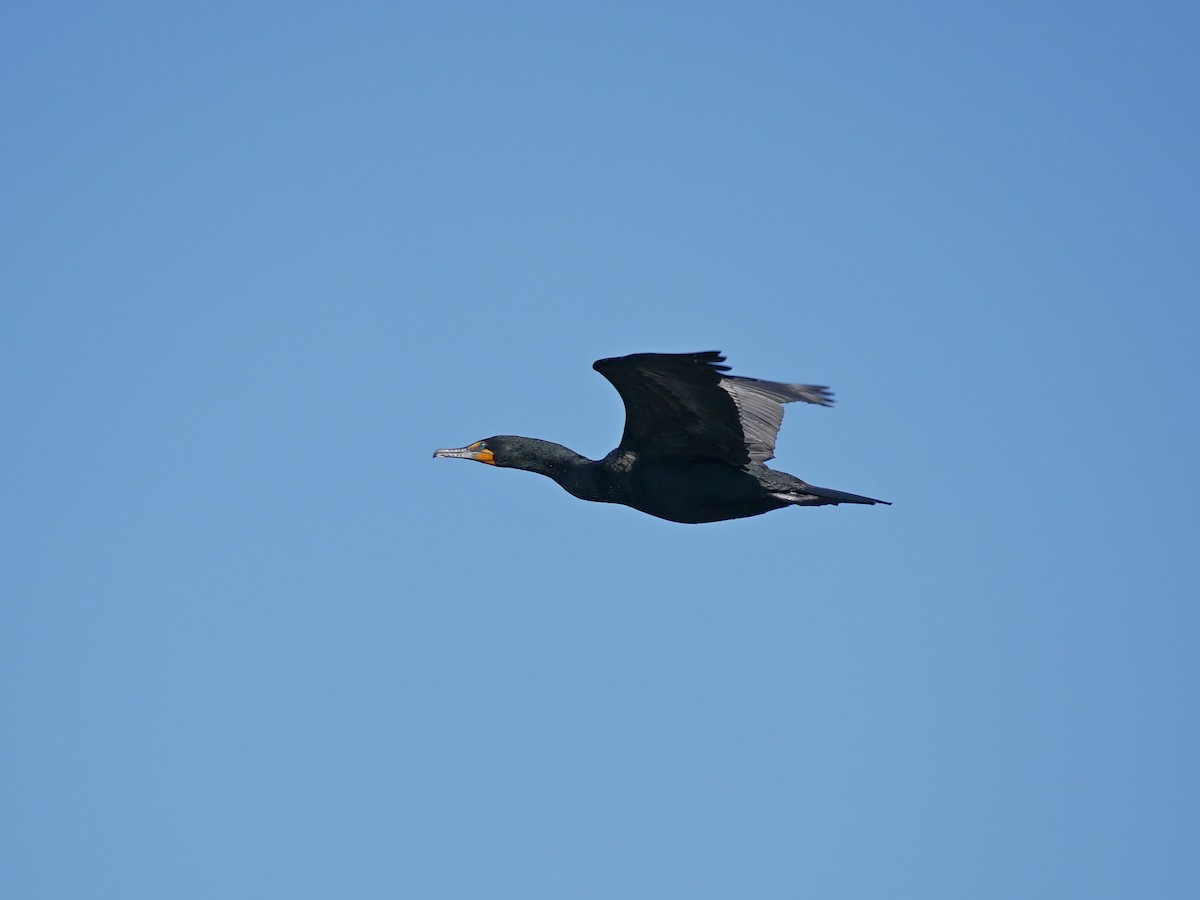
(3, 2, 1198, 897)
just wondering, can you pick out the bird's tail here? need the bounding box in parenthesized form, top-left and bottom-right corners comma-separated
(774, 484, 891, 506)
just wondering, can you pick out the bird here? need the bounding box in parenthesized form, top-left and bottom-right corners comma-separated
(433, 351, 889, 524)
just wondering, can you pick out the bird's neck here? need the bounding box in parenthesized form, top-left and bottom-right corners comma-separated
(505, 439, 639, 507)
(508, 439, 594, 488)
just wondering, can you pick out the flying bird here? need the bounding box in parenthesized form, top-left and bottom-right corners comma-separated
(433, 351, 889, 523)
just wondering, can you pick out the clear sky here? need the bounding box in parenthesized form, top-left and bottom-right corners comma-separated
(3, 3, 1198, 897)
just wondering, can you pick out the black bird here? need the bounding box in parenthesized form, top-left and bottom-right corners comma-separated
(433, 351, 889, 524)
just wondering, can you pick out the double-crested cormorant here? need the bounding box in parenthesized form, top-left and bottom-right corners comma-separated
(433, 351, 889, 524)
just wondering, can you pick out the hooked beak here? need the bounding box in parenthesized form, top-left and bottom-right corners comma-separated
(432, 442, 495, 465)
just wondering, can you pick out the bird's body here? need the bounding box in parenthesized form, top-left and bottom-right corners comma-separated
(434, 351, 888, 523)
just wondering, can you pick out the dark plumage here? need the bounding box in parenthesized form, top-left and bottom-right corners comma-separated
(433, 351, 889, 524)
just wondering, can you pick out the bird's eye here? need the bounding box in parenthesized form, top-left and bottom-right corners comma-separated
(476, 441, 487, 450)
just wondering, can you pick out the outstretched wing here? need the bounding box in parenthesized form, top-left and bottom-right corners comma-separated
(592, 351, 832, 465)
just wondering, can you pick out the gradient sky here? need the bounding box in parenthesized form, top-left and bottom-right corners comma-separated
(3, 3, 1198, 898)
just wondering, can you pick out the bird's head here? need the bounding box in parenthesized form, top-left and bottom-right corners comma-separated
(434, 435, 548, 468)
(432, 437, 498, 465)
(432, 436, 583, 474)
